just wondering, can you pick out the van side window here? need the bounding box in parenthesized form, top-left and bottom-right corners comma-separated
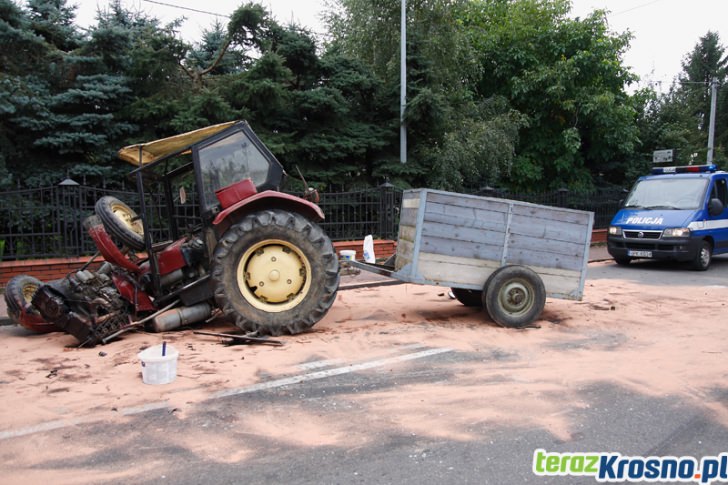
(715, 178, 728, 205)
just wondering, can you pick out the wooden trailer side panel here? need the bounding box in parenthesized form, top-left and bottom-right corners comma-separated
(395, 189, 593, 300)
(394, 191, 422, 278)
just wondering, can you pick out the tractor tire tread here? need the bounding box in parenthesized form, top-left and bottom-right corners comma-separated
(211, 209, 339, 336)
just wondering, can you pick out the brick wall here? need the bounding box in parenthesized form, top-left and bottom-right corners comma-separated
(332, 239, 397, 262)
(1, 233, 606, 289)
(0, 257, 105, 288)
(0, 240, 398, 289)
(591, 229, 607, 244)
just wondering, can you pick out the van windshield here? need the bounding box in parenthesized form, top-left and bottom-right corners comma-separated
(623, 178, 708, 210)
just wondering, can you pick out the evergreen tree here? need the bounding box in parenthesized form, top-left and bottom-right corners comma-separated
(1, 0, 185, 187)
(26, 0, 80, 50)
(186, 21, 244, 76)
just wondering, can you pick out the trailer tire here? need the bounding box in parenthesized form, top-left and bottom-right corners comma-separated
(95, 196, 145, 250)
(483, 266, 545, 328)
(450, 288, 483, 307)
(211, 209, 339, 336)
(4, 275, 57, 333)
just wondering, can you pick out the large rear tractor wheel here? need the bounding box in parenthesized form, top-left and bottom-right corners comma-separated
(484, 266, 546, 328)
(95, 196, 145, 250)
(211, 210, 339, 336)
(4, 275, 58, 333)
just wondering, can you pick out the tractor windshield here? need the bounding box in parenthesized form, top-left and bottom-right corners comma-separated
(197, 129, 273, 210)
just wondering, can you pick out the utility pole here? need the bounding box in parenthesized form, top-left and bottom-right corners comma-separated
(707, 77, 718, 164)
(400, 0, 407, 164)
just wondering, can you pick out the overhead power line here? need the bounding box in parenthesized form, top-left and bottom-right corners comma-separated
(140, 0, 332, 39)
(142, 0, 230, 18)
(679, 80, 718, 85)
(611, 0, 667, 17)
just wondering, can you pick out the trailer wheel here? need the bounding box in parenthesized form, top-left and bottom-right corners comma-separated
(691, 240, 712, 271)
(450, 288, 483, 307)
(95, 196, 145, 250)
(483, 266, 545, 328)
(4, 275, 58, 333)
(211, 209, 339, 336)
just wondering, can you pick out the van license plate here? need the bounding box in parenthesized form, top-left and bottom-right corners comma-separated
(628, 250, 652, 258)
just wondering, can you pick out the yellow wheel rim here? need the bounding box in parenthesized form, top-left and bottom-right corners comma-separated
(22, 283, 38, 304)
(111, 202, 144, 236)
(237, 239, 311, 312)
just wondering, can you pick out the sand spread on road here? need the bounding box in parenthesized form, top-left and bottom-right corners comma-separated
(1, 261, 727, 482)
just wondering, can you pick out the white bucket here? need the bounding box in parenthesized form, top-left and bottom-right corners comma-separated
(340, 249, 356, 261)
(138, 344, 179, 385)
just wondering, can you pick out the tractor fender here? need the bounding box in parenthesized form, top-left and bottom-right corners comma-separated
(86, 217, 142, 273)
(212, 191, 325, 236)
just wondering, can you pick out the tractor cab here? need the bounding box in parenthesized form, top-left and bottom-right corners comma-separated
(120, 121, 286, 224)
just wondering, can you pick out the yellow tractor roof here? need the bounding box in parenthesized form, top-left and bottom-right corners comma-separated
(118, 121, 239, 166)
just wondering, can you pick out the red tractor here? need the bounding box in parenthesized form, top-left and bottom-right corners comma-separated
(5, 121, 340, 346)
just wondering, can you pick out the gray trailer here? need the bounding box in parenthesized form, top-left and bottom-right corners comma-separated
(352, 188, 594, 328)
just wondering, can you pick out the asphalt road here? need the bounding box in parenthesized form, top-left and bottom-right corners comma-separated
(25, 359, 727, 485)
(2, 257, 727, 485)
(590, 253, 728, 287)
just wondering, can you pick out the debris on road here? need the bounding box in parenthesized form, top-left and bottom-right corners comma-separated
(193, 330, 284, 347)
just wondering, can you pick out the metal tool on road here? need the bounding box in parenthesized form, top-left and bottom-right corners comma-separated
(193, 330, 284, 347)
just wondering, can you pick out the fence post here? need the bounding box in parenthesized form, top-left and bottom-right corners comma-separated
(378, 181, 395, 239)
(557, 187, 569, 208)
(58, 178, 81, 257)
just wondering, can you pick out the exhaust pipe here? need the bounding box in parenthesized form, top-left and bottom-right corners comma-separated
(150, 303, 212, 332)
(159, 269, 184, 287)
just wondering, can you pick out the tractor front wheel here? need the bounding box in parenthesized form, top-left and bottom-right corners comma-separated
(95, 196, 145, 250)
(4, 275, 58, 333)
(211, 210, 339, 335)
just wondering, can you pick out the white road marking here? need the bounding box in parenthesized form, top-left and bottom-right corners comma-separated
(399, 343, 428, 350)
(297, 359, 343, 371)
(120, 401, 172, 416)
(210, 347, 454, 400)
(0, 347, 454, 441)
(0, 417, 85, 440)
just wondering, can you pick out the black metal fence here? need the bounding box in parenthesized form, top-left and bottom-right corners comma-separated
(0, 183, 623, 262)
(474, 187, 626, 230)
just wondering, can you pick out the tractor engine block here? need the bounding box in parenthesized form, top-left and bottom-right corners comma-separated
(32, 264, 131, 346)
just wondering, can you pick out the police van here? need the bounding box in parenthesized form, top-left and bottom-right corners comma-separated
(607, 164, 728, 270)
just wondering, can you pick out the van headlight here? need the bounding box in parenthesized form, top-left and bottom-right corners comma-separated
(663, 228, 690, 238)
(608, 226, 622, 236)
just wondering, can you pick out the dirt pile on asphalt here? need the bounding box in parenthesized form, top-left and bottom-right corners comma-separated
(1, 261, 727, 482)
